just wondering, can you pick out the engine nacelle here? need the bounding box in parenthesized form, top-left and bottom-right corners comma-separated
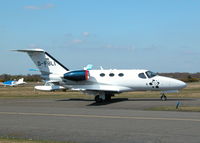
(64, 70, 89, 81)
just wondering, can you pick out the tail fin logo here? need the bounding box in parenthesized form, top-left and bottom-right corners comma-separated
(37, 58, 56, 67)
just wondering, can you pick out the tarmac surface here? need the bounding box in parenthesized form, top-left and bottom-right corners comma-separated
(0, 98, 200, 143)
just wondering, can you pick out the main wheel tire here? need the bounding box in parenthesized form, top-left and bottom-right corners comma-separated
(95, 95, 102, 103)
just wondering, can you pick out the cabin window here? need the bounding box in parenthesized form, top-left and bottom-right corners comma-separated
(145, 71, 157, 78)
(109, 73, 114, 77)
(118, 73, 124, 77)
(100, 73, 105, 77)
(138, 73, 146, 79)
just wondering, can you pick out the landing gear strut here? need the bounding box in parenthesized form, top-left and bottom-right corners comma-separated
(160, 93, 167, 101)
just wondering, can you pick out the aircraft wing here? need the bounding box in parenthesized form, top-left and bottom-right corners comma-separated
(34, 80, 66, 91)
(66, 84, 132, 93)
(45, 80, 61, 83)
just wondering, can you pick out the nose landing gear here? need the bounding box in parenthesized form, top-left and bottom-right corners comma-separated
(160, 93, 167, 101)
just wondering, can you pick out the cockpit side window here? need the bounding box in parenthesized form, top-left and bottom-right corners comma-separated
(145, 71, 157, 78)
(138, 73, 146, 79)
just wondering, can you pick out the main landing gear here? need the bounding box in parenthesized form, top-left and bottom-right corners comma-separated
(95, 93, 113, 103)
(160, 93, 167, 101)
(95, 95, 102, 103)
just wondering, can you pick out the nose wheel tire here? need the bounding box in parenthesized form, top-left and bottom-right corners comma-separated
(160, 94, 167, 101)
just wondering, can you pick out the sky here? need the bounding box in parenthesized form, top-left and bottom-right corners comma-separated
(0, 0, 200, 74)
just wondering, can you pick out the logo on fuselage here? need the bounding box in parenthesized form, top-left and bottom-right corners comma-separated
(149, 79, 160, 88)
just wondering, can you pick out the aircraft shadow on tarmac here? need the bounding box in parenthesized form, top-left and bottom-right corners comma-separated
(57, 98, 195, 106)
(57, 98, 93, 102)
(56, 98, 128, 106)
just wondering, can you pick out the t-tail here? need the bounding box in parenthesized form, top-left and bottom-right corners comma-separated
(17, 78, 24, 83)
(13, 49, 69, 76)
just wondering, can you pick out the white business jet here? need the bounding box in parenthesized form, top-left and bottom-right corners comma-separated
(14, 49, 186, 102)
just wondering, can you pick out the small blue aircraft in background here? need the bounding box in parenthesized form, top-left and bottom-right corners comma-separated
(0, 78, 26, 87)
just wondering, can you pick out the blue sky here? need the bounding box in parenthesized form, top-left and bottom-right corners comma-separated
(0, 0, 200, 74)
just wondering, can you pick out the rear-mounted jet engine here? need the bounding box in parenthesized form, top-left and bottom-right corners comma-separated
(64, 70, 89, 81)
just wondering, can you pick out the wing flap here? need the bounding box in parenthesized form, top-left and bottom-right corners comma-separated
(66, 84, 132, 92)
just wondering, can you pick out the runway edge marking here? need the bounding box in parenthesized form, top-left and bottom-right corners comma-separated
(0, 111, 200, 122)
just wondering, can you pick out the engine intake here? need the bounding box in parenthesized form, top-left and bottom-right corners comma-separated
(64, 70, 89, 81)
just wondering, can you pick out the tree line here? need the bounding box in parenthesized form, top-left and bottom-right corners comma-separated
(0, 74, 42, 82)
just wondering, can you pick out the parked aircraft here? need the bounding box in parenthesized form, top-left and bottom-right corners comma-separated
(0, 78, 26, 87)
(14, 49, 187, 102)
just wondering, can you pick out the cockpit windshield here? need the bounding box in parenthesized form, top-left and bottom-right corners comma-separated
(145, 71, 157, 78)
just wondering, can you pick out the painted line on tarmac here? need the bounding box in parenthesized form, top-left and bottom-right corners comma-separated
(0, 111, 200, 122)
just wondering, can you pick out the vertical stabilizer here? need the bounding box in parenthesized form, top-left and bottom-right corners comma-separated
(17, 78, 24, 83)
(14, 49, 69, 75)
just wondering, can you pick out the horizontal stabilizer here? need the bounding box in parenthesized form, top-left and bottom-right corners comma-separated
(12, 49, 45, 52)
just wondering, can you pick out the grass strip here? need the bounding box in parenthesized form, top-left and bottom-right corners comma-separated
(147, 106, 200, 112)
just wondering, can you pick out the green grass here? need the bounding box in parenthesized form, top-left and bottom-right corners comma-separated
(1, 82, 200, 99)
(0, 83, 91, 99)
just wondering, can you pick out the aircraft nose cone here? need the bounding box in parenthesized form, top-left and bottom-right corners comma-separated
(180, 81, 187, 88)
(175, 80, 187, 89)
